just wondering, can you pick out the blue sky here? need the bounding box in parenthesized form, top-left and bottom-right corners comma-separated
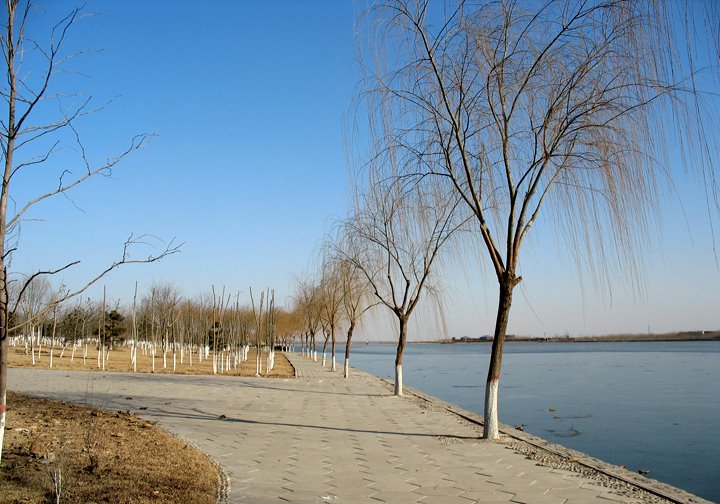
(7, 1, 719, 339)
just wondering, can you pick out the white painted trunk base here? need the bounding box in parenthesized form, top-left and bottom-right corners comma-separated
(322, 353, 326, 367)
(344, 358, 349, 378)
(395, 364, 403, 396)
(484, 379, 500, 439)
(331, 355, 336, 371)
(0, 391, 5, 465)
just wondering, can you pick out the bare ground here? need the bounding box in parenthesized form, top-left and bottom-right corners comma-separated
(1, 391, 220, 504)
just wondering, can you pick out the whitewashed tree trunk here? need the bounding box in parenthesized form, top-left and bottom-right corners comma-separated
(344, 358, 350, 378)
(31, 327, 36, 366)
(37, 327, 42, 360)
(484, 378, 500, 439)
(394, 364, 403, 396)
(322, 352, 326, 367)
(0, 390, 5, 465)
(331, 355, 336, 372)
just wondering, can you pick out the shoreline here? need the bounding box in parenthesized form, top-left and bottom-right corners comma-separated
(345, 333, 720, 344)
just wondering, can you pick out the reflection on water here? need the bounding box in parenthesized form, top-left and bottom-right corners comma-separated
(326, 340, 720, 502)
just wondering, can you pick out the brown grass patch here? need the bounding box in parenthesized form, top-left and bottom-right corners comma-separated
(7, 345, 295, 378)
(0, 391, 220, 504)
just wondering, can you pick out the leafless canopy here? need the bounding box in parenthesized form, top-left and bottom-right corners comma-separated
(359, 0, 720, 290)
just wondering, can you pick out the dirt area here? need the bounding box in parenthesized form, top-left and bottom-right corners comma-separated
(0, 391, 221, 504)
(2, 348, 296, 502)
(6, 345, 295, 378)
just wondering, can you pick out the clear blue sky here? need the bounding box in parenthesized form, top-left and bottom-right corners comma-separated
(8, 1, 720, 339)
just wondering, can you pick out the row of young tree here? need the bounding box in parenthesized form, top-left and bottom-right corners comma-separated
(6, 280, 299, 375)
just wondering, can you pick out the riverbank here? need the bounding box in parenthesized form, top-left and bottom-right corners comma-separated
(7, 353, 712, 503)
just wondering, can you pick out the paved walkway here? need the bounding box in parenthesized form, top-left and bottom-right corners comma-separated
(9, 356, 649, 504)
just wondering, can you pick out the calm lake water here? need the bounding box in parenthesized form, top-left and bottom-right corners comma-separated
(323, 340, 720, 502)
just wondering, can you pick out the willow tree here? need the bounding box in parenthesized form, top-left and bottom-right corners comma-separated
(347, 170, 465, 395)
(0, 1, 178, 463)
(361, 0, 719, 438)
(335, 236, 374, 379)
(318, 251, 344, 371)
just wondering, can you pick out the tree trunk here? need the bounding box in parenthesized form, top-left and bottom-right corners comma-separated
(344, 321, 355, 379)
(394, 316, 408, 396)
(0, 265, 8, 465)
(331, 323, 336, 372)
(483, 279, 514, 440)
(30, 326, 36, 366)
(321, 332, 328, 367)
(0, 1, 18, 464)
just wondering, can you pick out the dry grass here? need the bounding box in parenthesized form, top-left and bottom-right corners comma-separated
(6, 345, 295, 378)
(1, 391, 220, 504)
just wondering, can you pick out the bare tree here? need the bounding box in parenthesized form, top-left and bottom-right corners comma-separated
(318, 250, 344, 371)
(250, 287, 276, 376)
(347, 170, 465, 395)
(18, 275, 49, 365)
(0, 1, 179, 463)
(333, 229, 375, 378)
(146, 282, 182, 371)
(294, 276, 322, 361)
(360, 0, 720, 437)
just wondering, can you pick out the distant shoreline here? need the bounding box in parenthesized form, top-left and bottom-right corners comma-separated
(352, 330, 720, 345)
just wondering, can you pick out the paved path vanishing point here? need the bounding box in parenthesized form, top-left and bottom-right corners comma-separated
(8, 355, 672, 504)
